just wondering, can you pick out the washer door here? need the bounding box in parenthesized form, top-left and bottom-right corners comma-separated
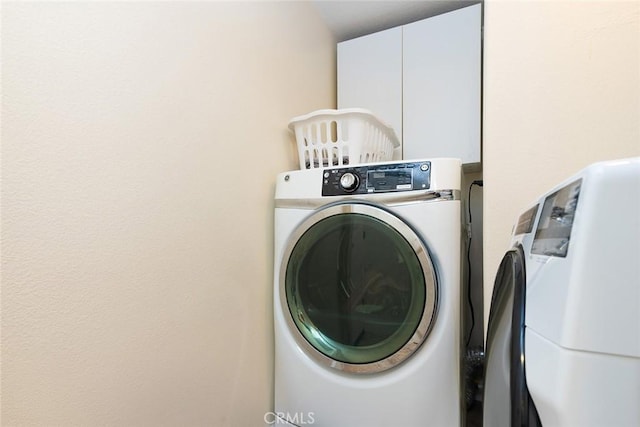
(483, 245, 541, 426)
(281, 202, 438, 374)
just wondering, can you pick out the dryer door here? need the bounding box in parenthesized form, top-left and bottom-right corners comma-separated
(280, 202, 438, 374)
(483, 246, 541, 426)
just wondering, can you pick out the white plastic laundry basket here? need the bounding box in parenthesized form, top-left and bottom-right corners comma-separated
(288, 108, 400, 169)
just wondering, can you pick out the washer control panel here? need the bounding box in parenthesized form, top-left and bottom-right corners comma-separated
(322, 161, 431, 196)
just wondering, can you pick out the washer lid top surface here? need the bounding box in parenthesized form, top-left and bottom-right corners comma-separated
(281, 202, 438, 374)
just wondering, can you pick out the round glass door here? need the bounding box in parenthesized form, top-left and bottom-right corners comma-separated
(280, 203, 437, 374)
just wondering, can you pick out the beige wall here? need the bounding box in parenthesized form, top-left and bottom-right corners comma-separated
(1, 2, 335, 425)
(483, 1, 640, 330)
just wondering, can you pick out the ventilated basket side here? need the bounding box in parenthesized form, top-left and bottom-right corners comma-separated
(364, 119, 396, 164)
(289, 109, 399, 169)
(291, 122, 311, 169)
(291, 121, 320, 170)
(342, 117, 365, 165)
(346, 116, 397, 164)
(292, 116, 361, 169)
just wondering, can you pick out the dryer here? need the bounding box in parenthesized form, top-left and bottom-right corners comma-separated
(273, 158, 463, 426)
(483, 157, 640, 426)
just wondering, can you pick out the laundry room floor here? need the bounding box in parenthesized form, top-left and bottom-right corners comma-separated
(466, 401, 482, 427)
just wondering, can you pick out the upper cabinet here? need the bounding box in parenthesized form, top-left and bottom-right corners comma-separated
(337, 27, 403, 159)
(337, 4, 482, 167)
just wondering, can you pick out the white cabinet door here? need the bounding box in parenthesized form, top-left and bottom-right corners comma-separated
(403, 4, 481, 165)
(337, 27, 403, 157)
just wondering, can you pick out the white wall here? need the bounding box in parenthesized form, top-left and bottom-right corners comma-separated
(1, 2, 335, 425)
(483, 1, 640, 330)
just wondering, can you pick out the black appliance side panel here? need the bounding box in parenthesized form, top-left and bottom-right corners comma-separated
(510, 245, 542, 427)
(483, 246, 542, 427)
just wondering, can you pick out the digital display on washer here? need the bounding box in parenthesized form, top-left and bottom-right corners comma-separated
(366, 169, 413, 192)
(321, 162, 431, 196)
(514, 204, 539, 235)
(531, 179, 582, 257)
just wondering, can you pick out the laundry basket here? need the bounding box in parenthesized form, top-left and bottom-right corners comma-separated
(288, 108, 400, 169)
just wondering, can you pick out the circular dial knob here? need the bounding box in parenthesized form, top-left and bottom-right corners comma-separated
(339, 172, 359, 192)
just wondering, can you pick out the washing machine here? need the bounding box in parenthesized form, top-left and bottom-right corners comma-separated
(273, 158, 463, 426)
(483, 157, 640, 426)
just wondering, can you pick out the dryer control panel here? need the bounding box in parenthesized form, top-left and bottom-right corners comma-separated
(322, 161, 431, 196)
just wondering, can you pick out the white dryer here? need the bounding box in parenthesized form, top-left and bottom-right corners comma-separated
(273, 158, 463, 426)
(483, 157, 640, 426)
